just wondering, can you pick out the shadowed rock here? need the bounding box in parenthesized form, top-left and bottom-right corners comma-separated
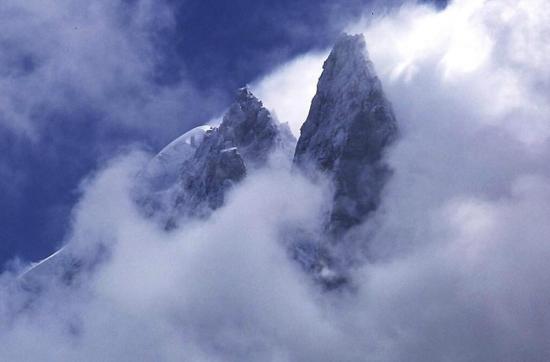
(291, 34, 398, 288)
(141, 87, 296, 225)
(294, 33, 398, 237)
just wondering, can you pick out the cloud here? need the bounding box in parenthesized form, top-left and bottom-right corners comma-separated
(0, 0, 226, 265)
(251, 52, 326, 136)
(0, 152, 351, 361)
(2, 0, 550, 361)
(0, 0, 219, 141)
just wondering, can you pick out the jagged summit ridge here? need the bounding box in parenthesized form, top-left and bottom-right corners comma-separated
(23, 35, 397, 291)
(143, 125, 214, 192)
(141, 86, 296, 223)
(309, 34, 378, 101)
(219, 87, 295, 166)
(294, 33, 398, 236)
(20, 87, 296, 282)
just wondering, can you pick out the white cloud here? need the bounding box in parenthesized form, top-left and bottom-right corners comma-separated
(353, 0, 550, 146)
(252, 52, 326, 136)
(0, 0, 213, 141)
(2, 0, 550, 360)
(0, 152, 352, 361)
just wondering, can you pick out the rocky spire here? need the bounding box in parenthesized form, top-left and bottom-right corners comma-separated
(147, 87, 295, 223)
(294, 33, 398, 236)
(219, 87, 295, 167)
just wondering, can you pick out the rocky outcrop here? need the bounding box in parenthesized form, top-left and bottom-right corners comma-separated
(172, 128, 247, 218)
(141, 87, 295, 224)
(218, 87, 295, 167)
(294, 34, 398, 237)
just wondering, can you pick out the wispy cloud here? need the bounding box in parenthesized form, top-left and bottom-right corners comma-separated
(2, 0, 550, 360)
(0, 0, 219, 141)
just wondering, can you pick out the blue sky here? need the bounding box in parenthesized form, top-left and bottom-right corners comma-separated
(0, 0, 446, 267)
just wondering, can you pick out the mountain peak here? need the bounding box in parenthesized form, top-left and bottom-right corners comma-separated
(294, 33, 398, 236)
(331, 33, 367, 60)
(314, 33, 379, 102)
(220, 86, 293, 166)
(137, 85, 296, 225)
(233, 86, 265, 116)
(235, 86, 257, 102)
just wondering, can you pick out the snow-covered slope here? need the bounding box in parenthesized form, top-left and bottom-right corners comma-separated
(142, 125, 214, 191)
(18, 247, 67, 281)
(18, 243, 107, 288)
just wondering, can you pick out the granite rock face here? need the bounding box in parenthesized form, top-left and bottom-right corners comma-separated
(294, 34, 398, 237)
(173, 127, 248, 218)
(218, 87, 295, 167)
(143, 87, 296, 223)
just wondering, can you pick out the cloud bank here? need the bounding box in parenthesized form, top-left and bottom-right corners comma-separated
(0, 0, 220, 140)
(2, 0, 550, 361)
(0, 0, 225, 264)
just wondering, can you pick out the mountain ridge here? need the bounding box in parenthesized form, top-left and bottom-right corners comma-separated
(20, 33, 398, 290)
(294, 33, 398, 237)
